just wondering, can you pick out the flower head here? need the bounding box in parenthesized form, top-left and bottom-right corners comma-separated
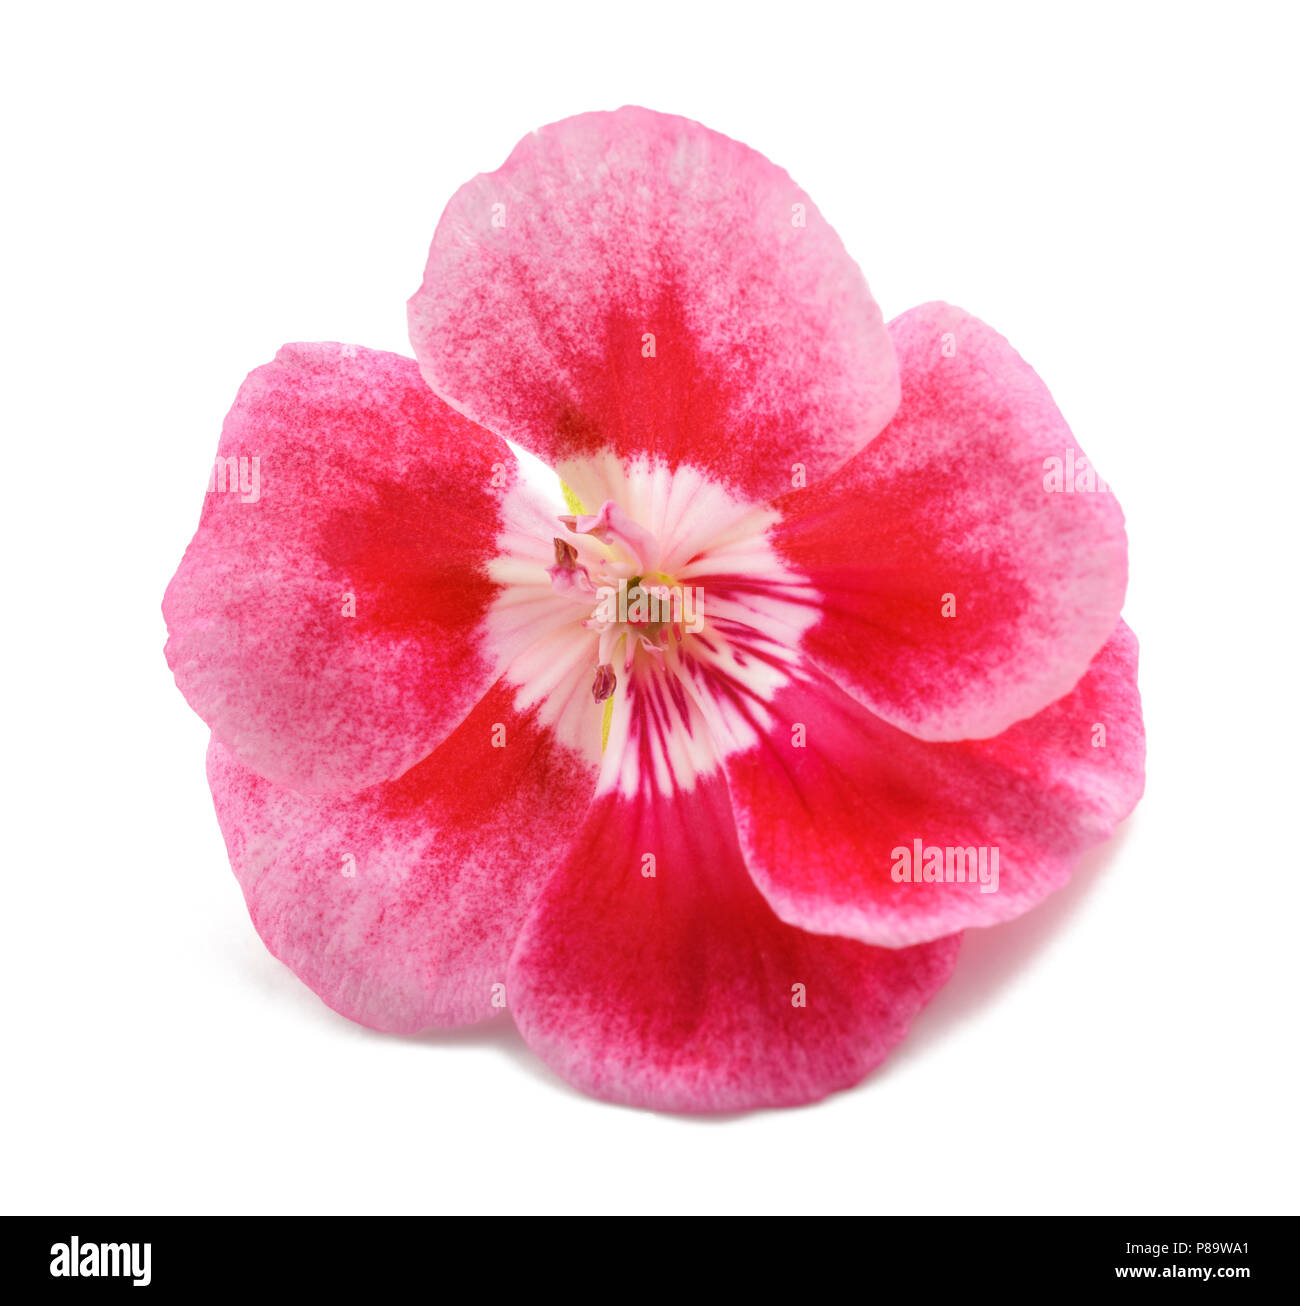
(164, 108, 1144, 1111)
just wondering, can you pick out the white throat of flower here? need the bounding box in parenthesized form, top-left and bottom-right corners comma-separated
(486, 459, 820, 794)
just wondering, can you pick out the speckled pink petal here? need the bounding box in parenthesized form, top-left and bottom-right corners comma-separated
(208, 678, 598, 1033)
(507, 767, 959, 1112)
(408, 106, 898, 506)
(719, 622, 1145, 948)
(164, 343, 533, 796)
(772, 302, 1129, 741)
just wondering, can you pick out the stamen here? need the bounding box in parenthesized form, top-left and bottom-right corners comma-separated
(549, 502, 697, 713)
(547, 536, 597, 600)
(592, 663, 617, 703)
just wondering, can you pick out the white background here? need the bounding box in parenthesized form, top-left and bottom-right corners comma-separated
(4, 1, 1297, 1216)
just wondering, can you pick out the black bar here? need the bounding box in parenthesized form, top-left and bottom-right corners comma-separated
(3, 1215, 1291, 1291)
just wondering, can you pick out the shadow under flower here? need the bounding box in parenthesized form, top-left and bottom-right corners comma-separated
(316, 814, 1138, 1119)
(886, 816, 1139, 1069)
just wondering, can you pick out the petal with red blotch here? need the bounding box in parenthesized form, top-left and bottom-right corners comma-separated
(208, 678, 598, 1033)
(716, 622, 1144, 949)
(507, 765, 959, 1112)
(772, 302, 1128, 741)
(408, 106, 898, 507)
(165, 343, 537, 796)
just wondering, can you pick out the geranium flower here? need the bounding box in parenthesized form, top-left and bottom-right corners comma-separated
(164, 107, 1144, 1112)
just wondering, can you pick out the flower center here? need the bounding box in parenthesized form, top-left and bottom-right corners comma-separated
(547, 500, 704, 703)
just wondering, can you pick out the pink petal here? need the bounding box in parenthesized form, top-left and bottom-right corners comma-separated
(772, 302, 1129, 741)
(720, 622, 1145, 948)
(208, 678, 599, 1033)
(408, 106, 898, 506)
(507, 772, 959, 1112)
(164, 343, 534, 796)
